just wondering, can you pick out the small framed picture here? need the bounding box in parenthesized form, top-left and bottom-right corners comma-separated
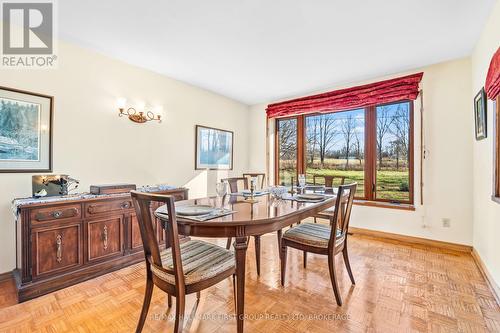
(474, 88, 487, 141)
(0, 86, 53, 172)
(195, 125, 233, 170)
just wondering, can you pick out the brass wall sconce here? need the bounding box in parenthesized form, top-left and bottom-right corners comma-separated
(117, 98, 162, 124)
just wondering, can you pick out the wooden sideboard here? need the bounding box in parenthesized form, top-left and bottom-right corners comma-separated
(14, 188, 188, 302)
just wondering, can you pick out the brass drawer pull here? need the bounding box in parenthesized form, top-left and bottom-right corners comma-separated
(120, 202, 130, 209)
(103, 225, 108, 250)
(56, 234, 62, 263)
(52, 211, 62, 218)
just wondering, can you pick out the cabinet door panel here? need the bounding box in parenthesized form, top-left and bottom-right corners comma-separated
(32, 223, 82, 278)
(87, 217, 123, 262)
(148, 202, 165, 246)
(156, 218, 166, 245)
(130, 215, 143, 250)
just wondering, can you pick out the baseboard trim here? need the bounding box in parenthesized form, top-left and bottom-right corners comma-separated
(471, 248, 500, 305)
(348, 227, 473, 253)
(0, 270, 13, 282)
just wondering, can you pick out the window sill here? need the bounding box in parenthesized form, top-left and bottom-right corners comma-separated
(354, 200, 416, 211)
(492, 196, 500, 205)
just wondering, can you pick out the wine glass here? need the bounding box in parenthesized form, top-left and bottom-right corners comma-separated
(216, 182, 228, 208)
(298, 174, 306, 188)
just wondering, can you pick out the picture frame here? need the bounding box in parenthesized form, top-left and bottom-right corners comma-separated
(474, 87, 487, 141)
(0, 86, 53, 172)
(195, 125, 233, 170)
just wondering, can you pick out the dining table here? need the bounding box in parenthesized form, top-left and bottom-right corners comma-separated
(155, 191, 338, 333)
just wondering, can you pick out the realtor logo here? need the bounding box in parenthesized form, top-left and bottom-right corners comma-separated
(1, 1, 57, 68)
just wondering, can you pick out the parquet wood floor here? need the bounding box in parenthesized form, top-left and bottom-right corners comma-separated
(0, 224, 499, 333)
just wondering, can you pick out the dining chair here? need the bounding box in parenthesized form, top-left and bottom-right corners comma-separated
(280, 183, 357, 306)
(312, 174, 346, 223)
(242, 173, 266, 190)
(131, 191, 236, 333)
(221, 177, 248, 193)
(222, 177, 266, 275)
(312, 174, 346, 188)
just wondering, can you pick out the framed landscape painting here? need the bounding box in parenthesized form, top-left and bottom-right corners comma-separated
(474, 88, 487, 141)
(0, 86, 53, 172)
(195, 125, 233, 170)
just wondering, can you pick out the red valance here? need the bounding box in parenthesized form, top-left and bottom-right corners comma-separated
(485, 47, 500, 100)
(266, 72, 423, 118)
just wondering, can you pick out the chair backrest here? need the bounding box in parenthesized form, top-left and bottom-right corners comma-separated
(221, 177, 248, 193)
(313, 174, 346, 188)
(329, 183, 357, 249)
(242, 173, 266, 189)
(131, 191, 184, 286)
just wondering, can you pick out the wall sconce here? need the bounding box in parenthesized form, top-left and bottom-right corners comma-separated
(117, 98, 162, 123)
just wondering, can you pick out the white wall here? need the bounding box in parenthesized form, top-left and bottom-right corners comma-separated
(249, 58, 474, 246)
(471, 0, 500, 286)
(0, 41, 250, 273)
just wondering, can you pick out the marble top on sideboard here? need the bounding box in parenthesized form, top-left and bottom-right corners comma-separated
(12, 184, 177, 217)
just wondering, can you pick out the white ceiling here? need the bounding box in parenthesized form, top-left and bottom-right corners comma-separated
(59, 0, 495, 105)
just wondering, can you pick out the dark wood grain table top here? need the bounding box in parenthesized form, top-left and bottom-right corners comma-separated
(155, 194, 338, 227)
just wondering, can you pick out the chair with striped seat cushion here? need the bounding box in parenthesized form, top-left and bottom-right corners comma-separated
(131, 191, 236, 333)
(280, 183, 357, 307)
(151, 240, 235, 285)
(282, 223, 344, 248)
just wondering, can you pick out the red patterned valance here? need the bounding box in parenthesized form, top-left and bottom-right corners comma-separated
(485, 47, 500, 100)
(266, 72, 423, 118)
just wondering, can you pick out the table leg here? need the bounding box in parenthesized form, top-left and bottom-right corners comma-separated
(234, 236, 248, 333)
(254, 235, 261, 276)
(277, 229, 282, 252)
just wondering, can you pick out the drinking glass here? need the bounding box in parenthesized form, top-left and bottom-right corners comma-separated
(216, 182, 228, 207)
(298, 174, 306, 188)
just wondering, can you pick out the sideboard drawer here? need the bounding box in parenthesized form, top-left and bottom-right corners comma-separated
(84, 199, 132, 217)
(30, 204, 82, 224)
(31, 223, 82, 278)
(87, 217, 123, 262)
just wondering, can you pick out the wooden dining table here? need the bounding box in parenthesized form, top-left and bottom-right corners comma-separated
(155, 193, 337, 333)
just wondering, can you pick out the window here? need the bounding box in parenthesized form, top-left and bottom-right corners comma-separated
(276, 117, 298, 186)
(275, 100, 414, 204)
(305, 109, 366, 197)
(495, 97, 500, 200)
(375, 102, 412, 202)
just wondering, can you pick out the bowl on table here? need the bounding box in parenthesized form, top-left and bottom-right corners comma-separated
(268, 186, 288, 199)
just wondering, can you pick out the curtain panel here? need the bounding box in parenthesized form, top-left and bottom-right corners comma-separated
(266, 72, 423, 118)
(485, 47, 500, 100)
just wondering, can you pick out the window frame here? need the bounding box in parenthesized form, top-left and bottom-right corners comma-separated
(274, 116, 302, 185)
(274, 100, 414, 205)
(371, 100, 415, 204)
(302, 108, 368, 200)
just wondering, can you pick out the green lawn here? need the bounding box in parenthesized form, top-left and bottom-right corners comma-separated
(278, 168, 409, 201)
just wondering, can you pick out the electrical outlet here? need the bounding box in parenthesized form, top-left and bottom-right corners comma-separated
(442, 218, 451, 228)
